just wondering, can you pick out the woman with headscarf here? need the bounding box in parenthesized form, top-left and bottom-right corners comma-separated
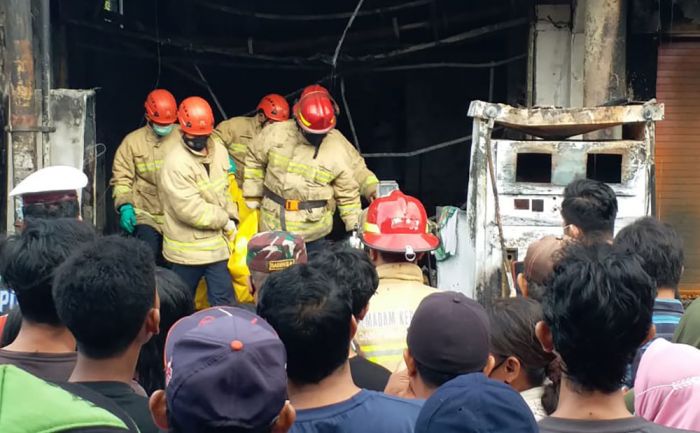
(634, 337, 700, 431)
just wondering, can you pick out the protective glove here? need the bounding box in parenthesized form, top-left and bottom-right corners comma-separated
(224, 219, 237, 241)
(245, 200, 260, 210)
(119, 204, 137, 234)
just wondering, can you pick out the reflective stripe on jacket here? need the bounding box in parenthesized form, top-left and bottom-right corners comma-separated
(110, 125, 178, 231)
(159, 134, 238, 265)
(356, 263, 437, 371)
(209, 115, 261, 188)
(243, 120, 361, 242)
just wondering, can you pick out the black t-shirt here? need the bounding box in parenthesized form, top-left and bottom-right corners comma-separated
(58, 382, 141, 432)
(349, 355, 391, 392)
(77, 381, 158, 433)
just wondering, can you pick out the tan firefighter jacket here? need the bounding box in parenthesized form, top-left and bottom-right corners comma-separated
(159, 134, 238, 265)
(209, 115, 261, 188)
(243, 120, 361, 242)
(110, 125, 178, 231)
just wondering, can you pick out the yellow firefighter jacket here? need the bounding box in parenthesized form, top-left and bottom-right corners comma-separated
(355, 262, 437, 371)
(209, 115, 261, 188)
(110, 125, 178, 231)
(243, 120, 362, 242)
(341, 139, 379, 200)
(159, 134, 238, 265)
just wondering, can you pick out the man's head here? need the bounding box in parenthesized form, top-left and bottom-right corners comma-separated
(0, 219, 96, 325)
(309, 245, 378, 319)
(145, 88, 177, 137)
(246, 231, 307, 301)
(293, 85, 337, 146)
(536, 243, 656, 393)
(256, 94, 289, 127)
(414, 373, 538, 433)
(614, 217, 684, 297)
(561, 179, 618, 243)
(361, 190, 439, 264)
(53, 235, 159, 359)
(149, 307, 294, 433)
(10, 165, 88, 221)
(517, 235, 567, 302)
(178, 96, 215, 151)
(257, 264, 353, 385)
(405, 291, 493, 398)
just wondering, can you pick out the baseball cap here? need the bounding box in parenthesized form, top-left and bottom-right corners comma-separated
(164, 306, 287, 432)
(407, 291, 490, 374)
(247, 230, 307, 273)
(523, 235, 566, 285)
(415, 373, 538, 433)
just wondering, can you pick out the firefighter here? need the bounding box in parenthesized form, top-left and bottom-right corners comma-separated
(243, 87, 362, 251)
(159, 96, 238, 306)
(210, 94, 289, 188)
(297, 85, 378, 201)
(355, 190, 440, 371)
(111, 89, 178, 261)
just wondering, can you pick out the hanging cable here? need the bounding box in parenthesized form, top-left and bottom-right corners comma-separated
(152, 0, 162, 88)
(332, 0, 365, 81)
(340, 78, 361, 151)
(193, 64, 228, 119)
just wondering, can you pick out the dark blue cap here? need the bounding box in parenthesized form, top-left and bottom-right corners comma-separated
(415, 373, 538, 433)
(164, 306, 287, 432)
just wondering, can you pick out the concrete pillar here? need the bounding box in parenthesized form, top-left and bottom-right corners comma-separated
(583, 0, 627, 134)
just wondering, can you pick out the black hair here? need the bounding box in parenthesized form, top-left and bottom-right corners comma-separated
(257, 264, 353, 384)
(0, 218, 96, 325)
(309, 245, 379, 317)
(561, 179, 618, 240)
(542, 242, 654, 393)
(414, 360, 460, 389)
(137, 267, 193, 395)
(53, 235, 156, 359)
(23, 199, 80, 219)
(489, 297, 558, 414)
(0, 307, 23, 347)
(525, 281, 548, 303)
(614, 217, 684, 295)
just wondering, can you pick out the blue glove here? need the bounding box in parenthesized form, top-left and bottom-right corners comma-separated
(119, 204, 137, 234)
(228, 155, 237, 175)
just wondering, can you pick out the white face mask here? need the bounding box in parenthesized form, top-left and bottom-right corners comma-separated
(152, 123, 175, 137)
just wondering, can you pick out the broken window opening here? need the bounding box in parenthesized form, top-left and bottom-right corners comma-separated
(587, 153, 622, 184)
(516, 153, 552, 183)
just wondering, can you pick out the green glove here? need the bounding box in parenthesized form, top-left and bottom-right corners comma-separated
(228, 155, 237, 175)
(119, 204, 137, 234)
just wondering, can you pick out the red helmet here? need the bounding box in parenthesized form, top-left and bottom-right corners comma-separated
(144, 89, 177, 124)
(178, 97, 214, 136)
(294, 91, 337, 134)
(257, 94, 290, 122)
(361, 190, 439, 254)
(300, 84, 330, 98)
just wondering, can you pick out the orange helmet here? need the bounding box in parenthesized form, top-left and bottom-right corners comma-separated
(144, 89, 177, 124)
(294, 91, 337, 134)
(361, 190, 439, 254)
(257, 94, 289, 122)
(178, 97, 214, 136)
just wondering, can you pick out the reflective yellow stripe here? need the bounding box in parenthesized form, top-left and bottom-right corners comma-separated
(360, 343, 408, 353)
(163, 236, 227, 253)
(338, 203, 361, 217)
(245, 168, 264, 179)
(363, 222, 380, 234)
(113, 185, 131, 196)
(194, 207, 212, 228)
(269, 151, 334, 185)
(362, 175, 379, 188)
(230, 143, 247, 154)
(196, 176, 227, 192)
(262, 209, 332, 232)
(134, 208, 164, 225)
(136, 160, 164, 174)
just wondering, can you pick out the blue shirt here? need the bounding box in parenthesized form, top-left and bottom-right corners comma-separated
(291, 389, 423, 433)
(652, 298, 684, 341)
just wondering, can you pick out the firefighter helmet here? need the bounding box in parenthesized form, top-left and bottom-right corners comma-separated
(178, 97, 214, 136)
(144, 89, 177, 124)
(294, 91, 337, 135)
(257, 94, 290, 122)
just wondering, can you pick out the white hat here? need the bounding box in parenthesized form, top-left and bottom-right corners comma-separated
(9, 165, 88, 197)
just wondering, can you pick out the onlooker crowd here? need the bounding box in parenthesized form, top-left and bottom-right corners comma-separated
(3, 177, 700, 433)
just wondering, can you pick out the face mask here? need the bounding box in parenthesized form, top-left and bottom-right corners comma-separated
(152, 123, 174, 137)
(185, 136, 208, 151)
(303, 131, 325, 148)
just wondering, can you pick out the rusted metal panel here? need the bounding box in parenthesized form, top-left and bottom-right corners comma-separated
(468, 100, 664, 139)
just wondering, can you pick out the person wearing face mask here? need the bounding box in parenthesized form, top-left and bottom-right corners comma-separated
(159, 96, 239, 306)
(209, 93, 289, 189)
(111, 89, 179, 262)
(243, 85, 365, 252)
